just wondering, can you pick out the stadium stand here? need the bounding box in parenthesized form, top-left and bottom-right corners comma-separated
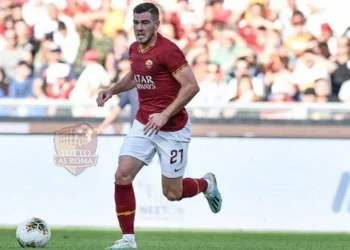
(0, 0, 350, 128)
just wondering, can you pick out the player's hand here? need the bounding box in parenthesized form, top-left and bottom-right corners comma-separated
(143, 113, 169, 136)
(94, 127, 102, 135)
(96, 89, 113, 107)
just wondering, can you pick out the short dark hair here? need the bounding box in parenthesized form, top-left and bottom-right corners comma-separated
(292, 10, 304, 18)
(17, 60, 33, 71)
(303, 88, 316, 95)
(239, 74, 252, 80)
(236, 58, 250, 66)
(133, 3, 159, 21)
(58, 21, 66, 31)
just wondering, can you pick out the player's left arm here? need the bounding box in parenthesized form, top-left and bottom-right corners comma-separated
(162, 66, 199, 118)
(144, 65, 199, 136)
(143, 42, 200, 136)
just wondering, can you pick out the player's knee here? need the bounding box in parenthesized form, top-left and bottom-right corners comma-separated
(115, 168, 133, 185)
(163, 189, 183, 201)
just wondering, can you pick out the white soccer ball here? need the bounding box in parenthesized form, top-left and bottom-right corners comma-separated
(16, 217, 51, 248)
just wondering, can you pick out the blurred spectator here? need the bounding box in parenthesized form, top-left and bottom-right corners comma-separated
(314, 78, 336, 103)
(338, 79, 350, 103)
(70, 50, 111, 102)
(194, 63, 227, 104)
(70, 49, 114, 117)
(116, 52, 132, 80)
(8, 60, 34, 98)
(105, 29, 128, 80)
(157, 4, 176, 41)
(53, 21, 80, 64)
(191, 62, 227, 118)
(317, 41, 331, 59)
(14, 19, 40, 57)
(0, 29, 30, 79)
(319, 23, 333, 44)
(44, 62, 74, 116)
(170, 0, 198, 40)
(190, 47, 210, 82)
(209, 0, 232, 25)
(33, 34, 54, 69)
(290, 49, 334, 93)
(269, 81, 296, 103)
(301, 88, 316, 103)
(22, 0, 49, 30)
(33, 43, 75, 99)
(45, 62, 73, 99)
(0, 0, 349, 120)
(3, 3, 24, 29)
(0, 68, 9, 97)
(227, 57, 264, 100)
(62, 0, 90, 18)
(264, 51, 292, 101)
(284, 11, 312, 57)
(209, 28, 245, 71)
(75, 18, 113, 70)
(32, 2, 76, 40)
(330, 37, 350, 97)
(102, 1, 126, 38)
(229, 75, 260, 103)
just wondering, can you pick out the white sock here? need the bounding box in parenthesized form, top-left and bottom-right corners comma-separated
(123, 234, 135, 242)
(204, 179, 212, 193)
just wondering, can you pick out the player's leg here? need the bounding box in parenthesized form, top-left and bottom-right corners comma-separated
(113, 155, 143, 248)
(158, 140, 222, 213)
(161, 175, 208, 200)
(106, 122, 156, 250)
(160, 142, 206, 200)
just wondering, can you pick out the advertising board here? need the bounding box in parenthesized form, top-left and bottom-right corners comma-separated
(0, 135, 349, 232)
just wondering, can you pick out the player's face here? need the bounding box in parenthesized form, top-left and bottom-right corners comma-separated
(133, 12, 159, 46)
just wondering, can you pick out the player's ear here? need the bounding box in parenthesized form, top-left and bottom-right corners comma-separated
(155, 20, 160, 30)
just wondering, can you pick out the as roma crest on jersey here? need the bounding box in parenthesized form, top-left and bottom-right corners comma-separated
(53, 123, 98, 176)
(145, 59, 153, 70)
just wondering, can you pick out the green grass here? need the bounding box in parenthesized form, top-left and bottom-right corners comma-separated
(1, 227, 350, 250)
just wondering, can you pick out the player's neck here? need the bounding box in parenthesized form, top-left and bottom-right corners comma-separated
(139, 33, 158, 52)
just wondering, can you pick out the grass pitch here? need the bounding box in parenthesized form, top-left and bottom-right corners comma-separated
(1, 227, 350, 250)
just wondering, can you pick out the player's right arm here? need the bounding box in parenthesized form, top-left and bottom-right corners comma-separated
(110, 71, 136, 95)
(96, 71, 135, 107)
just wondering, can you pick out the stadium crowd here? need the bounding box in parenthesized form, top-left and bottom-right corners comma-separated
(0, 0, 350, 117)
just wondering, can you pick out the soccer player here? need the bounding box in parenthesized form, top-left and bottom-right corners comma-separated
(96, 3, 222, 249)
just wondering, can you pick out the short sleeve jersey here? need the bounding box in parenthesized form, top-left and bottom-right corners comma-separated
(129, 33, 189, 131)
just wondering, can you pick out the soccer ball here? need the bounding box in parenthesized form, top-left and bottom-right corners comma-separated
(16, 217, 51, 248)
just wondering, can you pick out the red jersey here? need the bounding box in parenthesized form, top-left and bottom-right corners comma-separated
(129, 33, 189, 131)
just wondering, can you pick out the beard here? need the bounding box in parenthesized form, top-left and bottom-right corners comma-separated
(136, 30, 155, 45)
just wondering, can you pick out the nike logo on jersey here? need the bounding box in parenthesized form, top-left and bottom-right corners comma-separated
(174, 167, 183, 172)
